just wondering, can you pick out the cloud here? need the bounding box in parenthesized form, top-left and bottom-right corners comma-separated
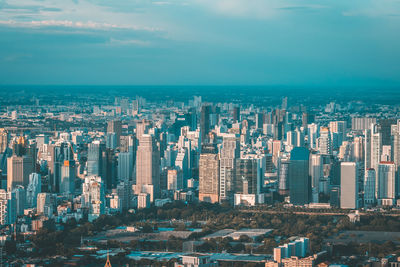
(0, 19, 162, 32)
(109, 38, 151, 46)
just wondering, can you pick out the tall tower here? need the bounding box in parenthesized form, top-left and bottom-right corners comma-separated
(7, 155, 33, 191)
(364, 168, 376, 206)
(199, 144, 219, 203)
(60, 160, 76, 194)
(232, 106, 240, 122)
(310, 153, 322, 203)
(340, 162, 360, 209)
(200, 104, 211, 145)
(317, 127, 332, 155)
(87, 141, 105, 178)
(107, 120, 122, 147)
(134, 134, 160, 202)
(0, 128, 8, 153)
(377, 162, 396, 204)
(219, 134, 240, 204)
(288, 147, 311, 205)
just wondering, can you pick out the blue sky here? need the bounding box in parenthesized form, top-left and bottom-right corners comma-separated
(0, 0, 400, 86)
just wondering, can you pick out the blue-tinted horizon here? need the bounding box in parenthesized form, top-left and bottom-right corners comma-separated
(0, 0, 400, 86)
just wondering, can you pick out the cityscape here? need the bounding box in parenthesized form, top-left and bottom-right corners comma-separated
(0, 87, 399, 266)
(1, 0, 400, 266)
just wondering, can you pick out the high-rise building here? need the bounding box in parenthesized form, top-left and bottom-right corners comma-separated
(317, 127, 332, 155)
(13, 185, 25, 216)
(307, 123, 319, 149)
(134, 134, 160, 202)
(377, 162, 396, 204)
(82, 176, 105, 222)
(199, 144, 219, 203)
(379, 118, 396, 146)
(232, 106, 240, 122)
(37, 192, 56, 218)
(60, 160, 76, 194)
(0, 189, 16, 225)
(200, 104, 211, 145)
(310, 154, 322, 203)
(48, 142, 74, 192)
(364, 168, 376, 206)
(7, 154, 34, 191)
(289, 147, 311, 205)
(365, 124, 381, 171)
(0, 128, 8, 153)
(26, 173, 41, 208)
(219, 134, 240, 203)
(167, 168, 183, 190)
(87, 141, 105, 178)
(107, 120, 122, 147)
(278, 159, 290, 195)
(256, 112, 264, 130)
(329, 121, 347, 147)
(118, 152, 134, 182)
(234, 158, 260, 195)
(340, 162, 360, 209)
(353, 136, 364, 162)
(352, 117, 377, 131)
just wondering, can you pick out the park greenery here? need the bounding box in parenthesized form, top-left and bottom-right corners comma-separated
(22, 201, 400, 264)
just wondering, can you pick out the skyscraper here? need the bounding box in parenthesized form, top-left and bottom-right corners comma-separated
(87, 141, 105, 178)
(199, 144, 219, 203)
(317, 127, 332, 155)
(107, 120, 122, 147)
(26, 173, 41, 208)
(235, 158, 260, 195)
(200, 104, 211, 145)
(219, 134, 240, 203)
(289, 147, 311, 205)
(364, 123, 382, 173)
(377, 162, 396, 205)
(7, 154, 33, 191)
(0, 128, 8, 153)
(60, 160, 76, 194)
(0, 189, 16, 225)
(134, 134, 160, 202)
(310, 153, 322, 203)
(340, 162, 360, 209)
(364, 168, 376, 206)
(82, 176, 105, 222)
(232, 106, 240, 122)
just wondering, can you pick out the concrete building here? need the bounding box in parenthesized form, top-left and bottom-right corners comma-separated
(340, 162, 360, 209)
(134, 134, 160, 202)
(289, 147, 311, 205)
(199, 144, 219, 203)
(219, 134, 240, 203)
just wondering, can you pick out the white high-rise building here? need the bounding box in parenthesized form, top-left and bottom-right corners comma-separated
(377, 162, 396, 205)
(317, 127, 332, 155)
(310, 154, 323, 203)
(219, 134, 240, 203)
(0, 189, 16, 225)
(366, 124, 381, 172)
(307, 123, 319, 149)
(82, 176, 105, 222)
